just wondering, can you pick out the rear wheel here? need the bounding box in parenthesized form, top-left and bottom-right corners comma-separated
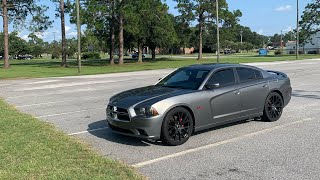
(161, 107, 194, 146)
(262, 92, 284, 122)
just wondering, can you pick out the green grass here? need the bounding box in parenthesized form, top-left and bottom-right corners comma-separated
(1, 54, 320, 79)
(0, 99, 144, 179)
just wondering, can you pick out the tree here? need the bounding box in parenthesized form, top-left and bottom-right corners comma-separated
(118, 0, 124, 64)
(174, 17, 196, 54)
(68, 0, 116, 64)
(52, 0, 68, 66)
(242, 42, 255, 52)
(124, 0, 177, 62)
(81, 30, 101, 52)
(300, 0, 320, 43)
(60, 0, 67, 66)
(66, 38, 77, 58)
(145, 5, 178, 59)
(0, 0, 51, 68)
(174, 0, 241, 60)
(28, 33, 46, 57)
(0, 32, 30, 57)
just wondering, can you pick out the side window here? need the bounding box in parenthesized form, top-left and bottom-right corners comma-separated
(255, 70, 263, 79)
(237, 68, 262, 82)
(207, 69, 235, 87)
(196, 71, 208, 79)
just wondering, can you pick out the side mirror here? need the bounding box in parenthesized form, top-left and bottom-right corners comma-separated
(205, 83, 220, 90)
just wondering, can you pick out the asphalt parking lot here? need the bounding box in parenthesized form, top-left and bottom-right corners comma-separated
(1, 59, 320, 179)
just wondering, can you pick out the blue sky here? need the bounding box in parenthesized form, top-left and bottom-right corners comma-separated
(0, 0, 312, 42)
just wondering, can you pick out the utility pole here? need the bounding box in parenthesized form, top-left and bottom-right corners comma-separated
(76, 0, 81, 73)
(296, 0, 299, 60)
(216, 0, 220, 63)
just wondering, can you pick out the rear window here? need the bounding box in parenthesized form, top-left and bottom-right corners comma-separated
(237, 68, 263, 82)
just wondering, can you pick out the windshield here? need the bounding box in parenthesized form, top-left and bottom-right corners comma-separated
(157, 68, 210, 90)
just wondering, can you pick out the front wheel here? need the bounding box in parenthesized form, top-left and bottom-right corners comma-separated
(262, 92, 284, 122)
(161, 107, 194, 146)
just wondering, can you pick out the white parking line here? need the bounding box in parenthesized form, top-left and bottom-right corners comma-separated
(16, 100, 76, 107)
(15, 96, 106, 108)
(6, 88, 96, 99)
(68, 127, 109, 136)
(36, 108, 104, 118)
(16, 80, 121, 91)
(23, 80, 62, 85)
(132, 118, 313, 168)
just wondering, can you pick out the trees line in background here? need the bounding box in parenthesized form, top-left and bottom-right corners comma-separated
(1, 0, 319, 69)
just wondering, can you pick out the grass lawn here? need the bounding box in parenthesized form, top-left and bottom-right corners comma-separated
(0, 99, 144, 179)
(0, 54, 320, 79)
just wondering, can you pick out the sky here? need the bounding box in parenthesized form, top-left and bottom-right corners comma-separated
(0, 0, 313, 42)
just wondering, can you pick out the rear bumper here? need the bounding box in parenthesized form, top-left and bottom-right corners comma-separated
(106, 114, 164, 140)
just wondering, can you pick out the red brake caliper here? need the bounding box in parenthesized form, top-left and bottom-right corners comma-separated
(180, 118, 184, 127)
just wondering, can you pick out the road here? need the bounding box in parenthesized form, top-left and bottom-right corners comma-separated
(1, 59, 320, 179)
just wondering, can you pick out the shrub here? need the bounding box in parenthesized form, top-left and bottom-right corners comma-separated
(274, 50, 283, 55)
(82, 52, 101, 60)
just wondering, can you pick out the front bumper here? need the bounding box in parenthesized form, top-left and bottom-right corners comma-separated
(106, 114, 164, 140)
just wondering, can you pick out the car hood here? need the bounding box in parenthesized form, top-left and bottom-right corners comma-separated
(109, 85, 193, 108)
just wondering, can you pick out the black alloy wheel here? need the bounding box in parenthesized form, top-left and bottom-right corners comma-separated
(161, 107, 194, 146)
(262, 92, 284, 122)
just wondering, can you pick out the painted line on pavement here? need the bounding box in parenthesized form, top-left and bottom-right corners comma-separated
(68, 127, 109, 136)
(23, 80, 62, 85)
(5, 88, 97, 99)
(35, 108, 104, 118)
(16, 100, 77, 108)
(16, 76, 155, 91)
(132, 118, 313, 168)
(15, 96, 106, 108)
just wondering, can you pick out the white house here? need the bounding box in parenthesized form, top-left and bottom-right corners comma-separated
(286, 31, 320, 54)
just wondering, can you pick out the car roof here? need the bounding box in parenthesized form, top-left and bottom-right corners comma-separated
(185, 63, 260, 71)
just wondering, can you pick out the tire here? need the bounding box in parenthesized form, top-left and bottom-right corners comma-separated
(262, 92, 284, 122)
(161, 107, 194, 146)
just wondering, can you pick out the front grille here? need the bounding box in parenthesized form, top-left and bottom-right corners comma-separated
(107, 105, 130, 122)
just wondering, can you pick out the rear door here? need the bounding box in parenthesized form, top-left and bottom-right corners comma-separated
(236, 67, 269, 116)
(206, 68, 242, 124)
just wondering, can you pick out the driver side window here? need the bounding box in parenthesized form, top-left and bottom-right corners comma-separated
(207, 68, 235, 87)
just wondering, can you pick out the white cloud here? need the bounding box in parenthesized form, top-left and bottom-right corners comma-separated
(34, 32, 43, 38)
(16, 32, 29, 41)
(21, 35, 29, 41)
(257, 29, 264, 35)
(275, 5, 292, 12)
(284, 26, 293, 32)
(67, 31, 77, 36)
(65, 26, 71, 33)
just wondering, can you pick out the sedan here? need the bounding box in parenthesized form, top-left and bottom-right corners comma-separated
(106, 64, 292, 145)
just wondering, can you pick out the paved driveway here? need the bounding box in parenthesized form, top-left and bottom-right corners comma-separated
(1, 59, 320, 179)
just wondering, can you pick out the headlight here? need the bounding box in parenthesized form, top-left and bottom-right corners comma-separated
(134, 107, 159, 117)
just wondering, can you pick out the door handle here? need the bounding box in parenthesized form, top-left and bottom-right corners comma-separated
(263, 84, 268, 88)
(234, 91, 241, 95)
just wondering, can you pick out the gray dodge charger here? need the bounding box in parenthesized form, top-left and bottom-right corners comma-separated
(107, 64, 292, 145)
